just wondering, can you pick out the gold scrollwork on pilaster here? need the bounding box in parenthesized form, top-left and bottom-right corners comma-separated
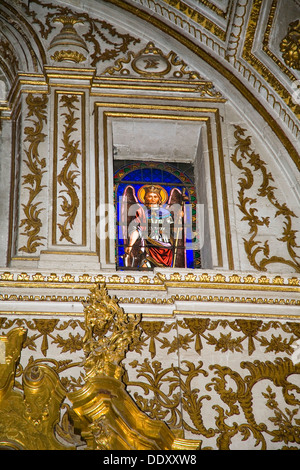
(19, 93, 48, 254)
(57, 94, 80, 243)
(54, 93, 86, 245)
(231, 125, 300, 273)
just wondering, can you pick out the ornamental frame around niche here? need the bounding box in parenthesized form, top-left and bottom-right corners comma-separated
(94, 102, 234, 271)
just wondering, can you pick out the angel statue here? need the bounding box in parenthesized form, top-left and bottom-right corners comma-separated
(119, 183, 188, 269)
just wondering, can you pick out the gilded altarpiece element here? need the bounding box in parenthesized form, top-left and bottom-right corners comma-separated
(280, 19, 300, 71)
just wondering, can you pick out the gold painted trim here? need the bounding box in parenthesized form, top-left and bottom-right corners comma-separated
(0, 292, 299, 308)
(90, 91, 226, 103)
(161, 0, 227, 40)
(0, 271, 299, 292)
(1, 309, 298, 321)
(154, 310, 300, 320)
(243, 0, 300, 120)
(0, 310, 84, 316)
(0, 281, 298, 292)
(7, 103, 21, 264)
(40, 250, 97, 256)
(102, 111, 221, 264)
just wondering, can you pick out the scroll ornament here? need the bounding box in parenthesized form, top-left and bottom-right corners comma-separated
(231, 125, 300, 273)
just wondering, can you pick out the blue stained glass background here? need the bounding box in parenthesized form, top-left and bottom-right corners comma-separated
(152, 168, 163, 182)
(122, 169, 143, 181)
(142, 168, 152, 182)
(162, 171, 181, 183)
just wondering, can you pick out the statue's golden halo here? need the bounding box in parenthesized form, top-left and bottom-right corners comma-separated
(137, 184, 168, 205)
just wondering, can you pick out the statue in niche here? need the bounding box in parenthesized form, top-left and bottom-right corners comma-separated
(120, 184, 188, 269)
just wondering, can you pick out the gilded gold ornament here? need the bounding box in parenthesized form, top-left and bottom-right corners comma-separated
(231, 125, 300, 273)
(51, 50, 87, 63)
(19, 94, 48, 254)
(280, 20, 300, 70)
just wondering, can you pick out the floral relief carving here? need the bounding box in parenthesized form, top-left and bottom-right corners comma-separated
(56, 94, 81, 244)
(1, 310, 299, 449)
(124, 316, 300, 449)
(19, 94, 48, 254)
(125, 355, 300, 449)
(231, 125, 300, 273)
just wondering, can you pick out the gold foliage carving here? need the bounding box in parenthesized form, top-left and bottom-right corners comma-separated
(0, 316, 84, 360)
(57, 94, 81, 244)
(280, 20, 300, 70)
(0, 289, 299, 449)
(231, 125, 300, 273)
(126, 356, 300, 450)
(124, 315, 300, 449)
(134, 318, 300, 359)
(19, 94, 48, 254)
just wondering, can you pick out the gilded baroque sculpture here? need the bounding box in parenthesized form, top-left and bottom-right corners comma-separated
(69, 284, 201, 450)
(0, 328, 72, 450)
(0, 285, 202, 450)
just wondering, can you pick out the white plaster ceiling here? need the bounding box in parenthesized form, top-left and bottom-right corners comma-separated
(112, 118, 202, 162)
